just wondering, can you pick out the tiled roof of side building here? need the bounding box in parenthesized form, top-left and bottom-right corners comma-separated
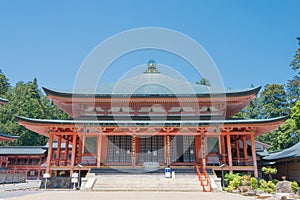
(0, 146, 46, 155)
(0, 97, 8, 104)
(0, 132, 20, 140)
(263, 142, 300, 161)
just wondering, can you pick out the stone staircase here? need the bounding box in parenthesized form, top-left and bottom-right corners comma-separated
(92, 174, 202, 192)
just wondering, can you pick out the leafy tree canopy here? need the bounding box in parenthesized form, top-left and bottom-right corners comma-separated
(0, 74, 69, 146)
(196, 77, 211, 86)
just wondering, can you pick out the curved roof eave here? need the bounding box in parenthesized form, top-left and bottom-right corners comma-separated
(16, 115, 288, 126)
(0, 132, 20, 140)
(42, 86, 261, 98)
(0, 97, 8, 103)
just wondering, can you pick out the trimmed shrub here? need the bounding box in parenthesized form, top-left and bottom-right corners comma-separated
(291, 181, 298, 194)
(250, 177, 258, 189)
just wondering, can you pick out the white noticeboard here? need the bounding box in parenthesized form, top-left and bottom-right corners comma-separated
(43, 173, 50, 178)
(71, 177, 78, 183)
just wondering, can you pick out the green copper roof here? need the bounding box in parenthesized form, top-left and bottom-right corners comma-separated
(43, 63, 261, 97)
(16, 115, 288, 126)
(263, 142, 300, 161)
(0, 97, 8, 103)
(0, 132, 19, 139)
(43, 81, 261, 98)
(0, 146, 46, 155)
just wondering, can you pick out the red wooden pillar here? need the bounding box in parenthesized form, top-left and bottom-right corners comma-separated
(78, 136, 83, 164)
(226, 133, 233, 173)
(96, 134, 102, 168)
(167, 135, 171, 166)
(218, 135, 222, 155)
(250, 133, 258, 177)
(199, 134, 202, 161)
(242, 135, 248, 166)
(38, 168, 41, 180)
(135, 136, 140, 164)
(131, 135, 136, 167)
(164, 135, 167, 165)
(46, 132, 54, 175)
(64, 137, 69, 166)
(221, 135, 226, 164)
(56, 136, 62, 166)
(70, 133, 77, 175)
(101, 135, 108, 162)
(235, 138, 240, 165)
(204, 134, 208, 166)
(195, 135, 201, 164)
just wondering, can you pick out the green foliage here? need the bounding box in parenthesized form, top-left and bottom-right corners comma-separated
(0, 70, 10, 97)
(250, 177, 258, 189)
(260, 84, 289, 118)
(292, 99, 300, 130)
(224, 173, 239, 186)
(241, 174, 251, 186)
(262, 167, 277, 175)
(259, 179, 276, 193)
(262, 167, 277, 181)
(196, 77, 211, 86)
(257, 84, 291, 150)
(291, 181, 298, 193)
(225, 173, 242, 192)
(272, 179, 279, 186)
(232, 98, 261, 119)
(290, 37, 300, 72)
(286, 75, 300, 106)
(0, 72, 69, 146)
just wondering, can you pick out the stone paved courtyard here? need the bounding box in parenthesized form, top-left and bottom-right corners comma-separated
(2, 191, 254, 200)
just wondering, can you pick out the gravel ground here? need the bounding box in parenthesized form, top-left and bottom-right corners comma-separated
(3, 191, 254, 200)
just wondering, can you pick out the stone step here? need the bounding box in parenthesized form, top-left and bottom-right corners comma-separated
(92, 173, 203, 192)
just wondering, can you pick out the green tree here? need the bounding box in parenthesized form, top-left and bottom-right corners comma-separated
(0, 69, 10, 97)
(256, 84, 290, 150)
(260, 84, 289, 118)
(287, 37, 300, 106)
(0, 77, 69, 146)
(262, 166, 277, 181)
(286, 75, 300, 106)
(292, 99, 300, 129)
(290, 37, 300, 72)
(232, 98, 261, 119)
(196, 77, 211, 86)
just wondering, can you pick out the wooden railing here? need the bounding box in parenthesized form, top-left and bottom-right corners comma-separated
(194, 163, 212, 192)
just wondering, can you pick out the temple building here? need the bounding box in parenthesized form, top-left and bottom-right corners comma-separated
(17, 61, 287, 180)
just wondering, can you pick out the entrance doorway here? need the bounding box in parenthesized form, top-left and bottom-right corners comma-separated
(106, 136, 132, 163)
(171, 136, 195, 163)
(138, 136, 164, 163)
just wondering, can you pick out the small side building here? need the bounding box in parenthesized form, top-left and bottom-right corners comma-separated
(0, 146, 46, 180)
(262, 142, 300, 183)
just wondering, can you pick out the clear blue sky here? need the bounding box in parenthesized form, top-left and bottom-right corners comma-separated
(0, 0, 299, 92)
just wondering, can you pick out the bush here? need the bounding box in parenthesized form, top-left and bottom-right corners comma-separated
(231, 176, 242, 188)
(225, 173, 239, 186)
(259, 179, 276, 193)
(272, 179, 278, 186)
(225, 173, 242, 192)
(291, 181, 298, 193)
(262, 167, 277, 180)
(250, 177, 258, 189)
(242, 174, 251, 186)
